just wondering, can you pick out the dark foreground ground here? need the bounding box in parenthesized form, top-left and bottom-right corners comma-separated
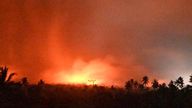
(0, 83, 191, 108)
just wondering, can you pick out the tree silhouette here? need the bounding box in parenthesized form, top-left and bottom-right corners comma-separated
(175, 77, 184, 89)
(38, 79, 45, 86)
(138, 84, 144, 91)
(0, 71, 190, 108)
(160, 83, 166, 88)
(125, 79, 134, 91)
(0, 66, 15, 85)
(21, 77, 28, 86)
(142, 76, 149, 87)
(168, 80, 178, 91)
(159, 83, 167, 90)
(133, 80, 139, 90)
(190, 75, 192, 84)
(152, 79, 159, 90)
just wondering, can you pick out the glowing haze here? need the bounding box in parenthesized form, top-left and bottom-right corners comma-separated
(0, 0, 192, 85)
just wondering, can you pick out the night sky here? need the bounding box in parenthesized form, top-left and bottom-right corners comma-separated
(0, 0, 192, 85)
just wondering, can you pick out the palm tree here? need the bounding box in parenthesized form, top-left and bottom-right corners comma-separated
(175, 77, 184, 89)
(142, 76, 149, 87)
(152, 79, 159, 90)
(0, 66, 15, 85)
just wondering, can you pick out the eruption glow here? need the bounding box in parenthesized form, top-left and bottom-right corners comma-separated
(0, 0, 191, 86)
(42, 58, 118, 85)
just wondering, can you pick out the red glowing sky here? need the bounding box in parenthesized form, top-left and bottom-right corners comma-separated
(0, 0, 192, 85)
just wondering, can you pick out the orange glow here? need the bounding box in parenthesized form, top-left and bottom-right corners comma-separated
(64, 73, 99, 85)
(42, 58, 117, 85)
(0, 0, 191, 87)
(66, 74, 89, 84)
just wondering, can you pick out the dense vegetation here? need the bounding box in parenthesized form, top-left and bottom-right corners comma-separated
(0, 66, 191, 108)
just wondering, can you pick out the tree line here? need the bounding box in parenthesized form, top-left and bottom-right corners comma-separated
(0, 66, 191, 108)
